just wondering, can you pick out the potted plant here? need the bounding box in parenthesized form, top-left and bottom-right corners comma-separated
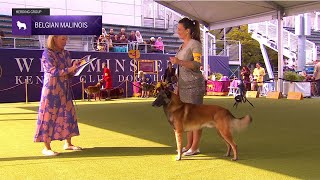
(283, 71, 305, 82)
(209, 73, 223, 81)
(283, 71, 310, 97)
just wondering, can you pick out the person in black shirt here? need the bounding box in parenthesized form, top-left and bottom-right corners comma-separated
(163, 61, 176, 83)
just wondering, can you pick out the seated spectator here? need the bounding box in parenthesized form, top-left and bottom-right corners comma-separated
(128, 31, 137, 42)
(93, 35, 99, 50)
(135, 31, 144, 44)
(118, 28, 127, 39)
(97, 35, 106, 51)
(154, 37, 164, 53)
(109, 28, 115, 40)
(119, 35, 128, 44)
(102, 28, 107, 36)
(128, 31, 137, 50)
(105, 34, 113, 52)
(146, 37, 156, 53)
(113, 34, 120, 44)
(134, 31, 144, 51)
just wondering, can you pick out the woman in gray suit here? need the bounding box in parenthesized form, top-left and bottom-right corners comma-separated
(170, 17, 205, 156)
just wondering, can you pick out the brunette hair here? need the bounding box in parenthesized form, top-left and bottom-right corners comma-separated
(178, 17, 201, 42)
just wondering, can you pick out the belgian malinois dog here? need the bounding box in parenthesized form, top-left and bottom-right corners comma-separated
(152, 89, 252, 161)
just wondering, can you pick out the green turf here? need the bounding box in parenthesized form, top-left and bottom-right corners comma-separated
(0, 97, 319, 180)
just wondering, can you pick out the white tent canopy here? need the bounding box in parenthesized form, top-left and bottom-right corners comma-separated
(156, 1, 320, 30)
(157, 0, 320, 92)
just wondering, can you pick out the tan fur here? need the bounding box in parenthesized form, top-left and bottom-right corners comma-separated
(84, 83, 101, 101)
(164, 92, 252, 161)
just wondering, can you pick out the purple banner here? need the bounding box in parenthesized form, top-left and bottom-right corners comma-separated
(0, 48, 229, 103)
(12, 16, 102, 35)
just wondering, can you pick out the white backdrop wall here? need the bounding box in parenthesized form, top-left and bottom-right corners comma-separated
(0, 0, 142, 26)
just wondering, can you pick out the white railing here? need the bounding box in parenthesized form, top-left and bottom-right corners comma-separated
(94, 41, 180, 54)
(209, 40, 241, 65)
(248, 21, 317, 64)
(2, 37, 40, 48)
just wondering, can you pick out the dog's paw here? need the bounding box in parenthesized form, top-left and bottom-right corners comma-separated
(223, 153, 231, 157)
(231, 158, 238, 161)
(175, 155, 181, 161)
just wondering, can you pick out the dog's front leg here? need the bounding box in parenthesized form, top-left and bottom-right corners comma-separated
(174, 130, 183, 161)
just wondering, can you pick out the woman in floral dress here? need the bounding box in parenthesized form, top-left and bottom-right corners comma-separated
(34, 35, 82, 156)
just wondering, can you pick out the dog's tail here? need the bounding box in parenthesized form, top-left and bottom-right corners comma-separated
(231, 115, 252, 132)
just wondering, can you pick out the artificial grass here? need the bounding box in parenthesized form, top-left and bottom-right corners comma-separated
(0, 97, 319, 180)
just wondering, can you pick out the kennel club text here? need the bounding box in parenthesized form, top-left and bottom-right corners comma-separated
(13, 57, 165, 85)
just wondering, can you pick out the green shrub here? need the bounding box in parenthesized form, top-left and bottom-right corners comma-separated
(211, 73, 223, 80)
(283, 71, 305, 82)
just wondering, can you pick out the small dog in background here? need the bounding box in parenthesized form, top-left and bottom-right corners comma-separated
(84, 82, 101, 101)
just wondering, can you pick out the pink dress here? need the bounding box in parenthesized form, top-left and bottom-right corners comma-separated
(34, 49, 80, 143)
(154, 40, 164, 51)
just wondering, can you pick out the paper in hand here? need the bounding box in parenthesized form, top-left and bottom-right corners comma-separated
(74, 55, 96, 76)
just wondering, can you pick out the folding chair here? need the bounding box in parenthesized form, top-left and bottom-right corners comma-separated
(228, 80, 241, 97)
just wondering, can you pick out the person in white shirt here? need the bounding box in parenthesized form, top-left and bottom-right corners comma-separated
(135, 31, 144, 44)
(313, 60, 320, 96)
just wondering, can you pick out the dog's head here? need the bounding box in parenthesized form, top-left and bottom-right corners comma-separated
(152, 89, 172, 107)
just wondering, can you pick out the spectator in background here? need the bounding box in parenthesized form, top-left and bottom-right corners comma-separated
(135, 31, 144, 44)
(241, 66, 251, 91)
(154, 37, 164, 53)
(0, 29, 4, 47)
(97, 35, 106, 51)
(128, 31, 137, 42)
(105, 34, 113, 52)
(113, 34, 120, 44)
(102, 62, 112, 100)
(138, 71, 152, 98)
(135, 31, 144, 51)
(252, 63, 266, 94)
(102, 28, 107, 36)
(109, 28, 115, 40)
(119, 35, 128, 44)
(163, 61, 176, 83)
(118, 28, 127, 39)
(93, 35, 99, 51)
(146, 37, 156, 53)
(128, 31, 137, 50)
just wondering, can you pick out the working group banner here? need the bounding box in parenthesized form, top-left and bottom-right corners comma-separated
(0, 48, 229, 103)
(12, 15, 102, 36)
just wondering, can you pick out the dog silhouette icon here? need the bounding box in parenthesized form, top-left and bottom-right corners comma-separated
(17, 21, 27, 30)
